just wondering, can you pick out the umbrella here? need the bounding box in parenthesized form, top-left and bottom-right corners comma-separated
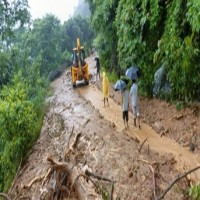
(125, 65, 141, 80)
(114, 80, 127, 91)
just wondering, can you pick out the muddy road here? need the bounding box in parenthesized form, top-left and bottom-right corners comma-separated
(7, 56, 200, 200)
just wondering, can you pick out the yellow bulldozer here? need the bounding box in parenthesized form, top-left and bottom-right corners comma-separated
(71, 38, 89, 87)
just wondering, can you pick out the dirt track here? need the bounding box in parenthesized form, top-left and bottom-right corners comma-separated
(7, 56, 200, 200)
(81, 57, 200, 181)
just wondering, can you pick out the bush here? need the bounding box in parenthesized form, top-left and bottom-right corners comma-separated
(189, 184, 200, 200)
(0, 71, 46, 192)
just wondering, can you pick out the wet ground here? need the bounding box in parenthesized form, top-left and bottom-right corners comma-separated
(7, 56, 200, 200)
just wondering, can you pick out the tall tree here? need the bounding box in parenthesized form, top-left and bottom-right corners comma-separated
(0, 0, 30, 41)
(25, 14, 62, 75)
(87, 0, 200, 100)
(73, 0, 90, 18)
(86, 0, 120, 73)
(61, 15, 94, 55)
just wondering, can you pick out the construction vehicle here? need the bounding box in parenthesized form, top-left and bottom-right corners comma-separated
(71, 38, 89, 87)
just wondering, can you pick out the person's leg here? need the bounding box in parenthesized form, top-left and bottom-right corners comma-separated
(123, 111, 126, 129)
(106, 97, 109, 106)
(136, 106, 141, 129)
(126, 111, 129, 128)
(96, 69, 98, 81)
(134, 118, 136, 126)
(138, 116, 141, 129)
(124, 111, 128, 129)
(133, 106, 137, 126)
(99, 71, 101, 79)
(104, 98, 106, 107)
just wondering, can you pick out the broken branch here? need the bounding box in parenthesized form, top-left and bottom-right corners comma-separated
(157, 165, 200, 200)
(149, 165, 157, 200)
(67, 173, 97, 200)
(138, 138, 147, 153)
(42, 167, 53, 186)
(110, 181, 114, 200)
(64, 132, 81, 161)
(47, 156, 69, 172)
(23, 175, 44, 189)
(85, 169, 112, 183)
(71, 132, 81, 150)
(67, 125, 74, 148)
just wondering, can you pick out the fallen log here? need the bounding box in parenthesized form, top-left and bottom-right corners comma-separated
(149, 165, 157, 200)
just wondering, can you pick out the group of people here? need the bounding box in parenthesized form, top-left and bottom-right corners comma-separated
(94, 57, 140, 130)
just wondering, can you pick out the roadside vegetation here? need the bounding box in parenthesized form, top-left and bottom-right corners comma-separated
(0, 0, 94, 192)
(86, 0, 200, 101)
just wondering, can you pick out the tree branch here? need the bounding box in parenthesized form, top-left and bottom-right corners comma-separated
(138, 138, 147, 153)
(85, 169, 113, 183)
(157, 165, 200, 200)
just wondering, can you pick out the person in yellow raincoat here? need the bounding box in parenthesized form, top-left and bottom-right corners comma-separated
(102, 72, 109, 107)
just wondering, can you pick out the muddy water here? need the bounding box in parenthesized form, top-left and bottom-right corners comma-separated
(79, 57, 200, 182)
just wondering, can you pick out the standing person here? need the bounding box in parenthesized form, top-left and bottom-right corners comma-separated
(102, 72, 109, 107)
(121, 84, 129, 130)
(95, 57, 100, 81)
(130, 79, 141, 129)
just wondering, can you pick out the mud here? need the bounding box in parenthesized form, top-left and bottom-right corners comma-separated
(7, 56, 200, 200)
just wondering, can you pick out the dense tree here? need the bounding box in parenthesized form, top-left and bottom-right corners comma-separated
(0, 0, 30, 86)
(61, 15, 94, 56)
(0, 0, 30, 41)
(73, 0, 90, 18)
(87, 0, 200, 101)
(86, 0, 120, 74)
(27, 14, 62, 75)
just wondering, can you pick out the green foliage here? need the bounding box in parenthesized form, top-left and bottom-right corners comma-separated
(95, 183, 110, 200)
(73, 0, 91, 18)
(152, 0, 200, 101)
(0, 0, 30, 40)
(189, 184, 200, 200)
(61, 15, 94, 55)
(0, 73, 32, 190)
(106, 70, 118, 83)
(0, 51, 12, 86)
(87, 0, 200, 101)
(0, 68, 45, 192)
(186, 0, 200, 33)
(176, 102, 183, 111)
(28, 15, 62, 75)
(86, 0, 119, 72)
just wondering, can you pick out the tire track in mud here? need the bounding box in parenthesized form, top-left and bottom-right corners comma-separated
(79, 57, 200, 182)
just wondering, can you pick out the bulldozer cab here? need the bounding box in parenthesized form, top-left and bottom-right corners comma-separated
(72, 48, 85, 67)
(71, 38, 89, 87)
